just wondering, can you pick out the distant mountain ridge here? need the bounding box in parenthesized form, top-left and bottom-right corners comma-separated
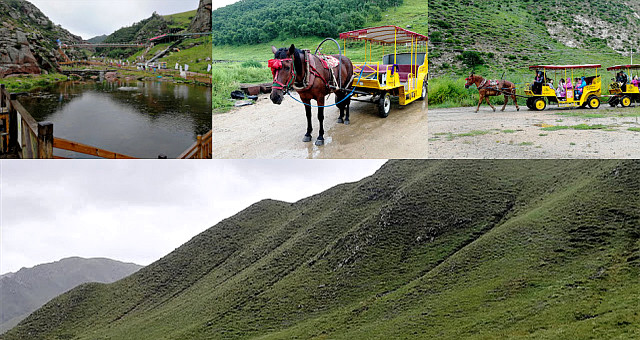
(0, 257, 142, 334)
(86, 34, 108, 44)
(3, 160, 639, 339)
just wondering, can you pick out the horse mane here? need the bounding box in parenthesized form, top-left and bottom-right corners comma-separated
(274, 47, 303, 76)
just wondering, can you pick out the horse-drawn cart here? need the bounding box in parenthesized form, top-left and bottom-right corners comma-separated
(606, 64, 640, 107)
(339, 25, 428, 117)
(524, 64, 602, 111)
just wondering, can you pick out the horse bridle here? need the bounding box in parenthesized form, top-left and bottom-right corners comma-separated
(270, 52, 335, 93)
(268, 58, 296, 93)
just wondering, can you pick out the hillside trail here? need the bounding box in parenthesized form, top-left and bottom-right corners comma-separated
(428, 105, 640, 158)
(213, 93, 428, 159)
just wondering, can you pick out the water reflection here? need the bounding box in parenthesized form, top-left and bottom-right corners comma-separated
(20, 80, 211, 158)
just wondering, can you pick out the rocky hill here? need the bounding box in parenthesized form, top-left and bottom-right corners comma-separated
(0, 257, 142, 334)
(429, 0, 639, 75)
(0, 0, 82, 78)
(189, 0, 212, 33)
(2, 160, 638, 339)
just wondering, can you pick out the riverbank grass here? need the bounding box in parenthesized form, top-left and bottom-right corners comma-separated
(1, 73, 67, 92)
(213, 63, 271, 112)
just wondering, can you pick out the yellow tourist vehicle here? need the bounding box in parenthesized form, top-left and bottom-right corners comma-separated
(339, 25, 428, 117)
(606, 64, 640, 107)
(525, 64, 601, 111)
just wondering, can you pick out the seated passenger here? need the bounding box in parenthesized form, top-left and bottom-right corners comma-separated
(533, 71, 544, 95)
(632, 75, 640, 89)
(617, 71, 629, 92)
(556, 78, 566, 98)
(565, 77, 574, 100)
(575, 77, 586, 99)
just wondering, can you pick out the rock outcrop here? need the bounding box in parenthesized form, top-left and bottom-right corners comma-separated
(189, 0, 212, 33)
(0, 0, 82, 78)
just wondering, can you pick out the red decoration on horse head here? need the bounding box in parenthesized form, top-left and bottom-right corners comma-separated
(268, 58, 291, 76)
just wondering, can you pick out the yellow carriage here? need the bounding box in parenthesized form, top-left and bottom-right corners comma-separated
(524, 64, 601, 111)
(339, 25, 428, 117)
(606, 64, 640, 107)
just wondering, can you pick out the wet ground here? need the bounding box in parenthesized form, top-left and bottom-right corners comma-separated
(213, 93, 428, 159)
(428, 104, 640, 158)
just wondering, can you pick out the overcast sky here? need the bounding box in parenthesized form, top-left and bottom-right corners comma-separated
(29, 0, 200, 40)
(213, 0, 239, 11)
(0, 160, 386, 274)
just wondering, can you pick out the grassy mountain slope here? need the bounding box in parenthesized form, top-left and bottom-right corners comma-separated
(97, 9, 210, 70)
(3, 160, 639, 339)
(0, 257, 142, 334)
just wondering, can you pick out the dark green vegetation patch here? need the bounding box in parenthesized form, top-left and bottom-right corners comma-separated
(212, 0, 404, 45)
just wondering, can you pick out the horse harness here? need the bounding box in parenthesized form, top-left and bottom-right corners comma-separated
(269, 51, 343, 93)
(479, 79, 499, 90)
(478, 78, 515, 95)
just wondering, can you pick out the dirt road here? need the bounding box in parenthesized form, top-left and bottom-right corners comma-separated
(213, 93, 428, 159)
(428, 105, 640, 158)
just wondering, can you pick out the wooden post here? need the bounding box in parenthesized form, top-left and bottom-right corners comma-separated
(196, 134, 203, 159)
(8, 93, 17, 149)
(37, 121, 54, 159)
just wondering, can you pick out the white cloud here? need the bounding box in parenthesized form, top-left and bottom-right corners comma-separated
(0, 160, 386, 274)
(28, 0, 200, 39)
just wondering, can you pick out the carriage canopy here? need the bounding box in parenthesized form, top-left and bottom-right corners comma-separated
(529, 64, 601, 70)
(339, 25, 428, 45)
(607, 64, 640, 71)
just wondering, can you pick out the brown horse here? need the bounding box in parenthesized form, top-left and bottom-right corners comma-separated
(270, 44, 353, 146)
(464, 73, 520, 113)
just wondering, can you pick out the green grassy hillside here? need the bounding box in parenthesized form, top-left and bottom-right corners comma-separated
(3, 160, 639, 340)
(429, 0, 638, 77)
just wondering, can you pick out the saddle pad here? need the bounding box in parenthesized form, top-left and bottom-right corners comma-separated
(318, 55, 340, 69)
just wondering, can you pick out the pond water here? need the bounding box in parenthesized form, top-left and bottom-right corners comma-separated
(19, 80, 211, 158)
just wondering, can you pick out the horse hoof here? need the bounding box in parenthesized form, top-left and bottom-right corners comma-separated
(315, 139, 324, 146)
(517, 108, 520, 111)
(344, 120, 350, 125)
(302, 136, 312, 142)
(493, 108, 496, 112)
(337, 118, 344, 124)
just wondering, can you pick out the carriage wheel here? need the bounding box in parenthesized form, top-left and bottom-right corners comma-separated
(526, 97, 535, 110)
(587, 96, 600, 109)
(621, 96, 631, 108)
(608, 97, 619, 107)
(419, 77, 428, 101)
(378, 92, 391, 118)
(534, 98, 546, 111)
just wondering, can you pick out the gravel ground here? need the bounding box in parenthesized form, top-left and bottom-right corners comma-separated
(213, 93, 428, 159)
(428, 104, 640, 159)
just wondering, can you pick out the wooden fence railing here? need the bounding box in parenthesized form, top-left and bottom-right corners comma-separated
(53, 138, 136, 159)
(1, 84, 211, 159)
(178, 130, 212, 159)
(1, 84, 137, 159)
